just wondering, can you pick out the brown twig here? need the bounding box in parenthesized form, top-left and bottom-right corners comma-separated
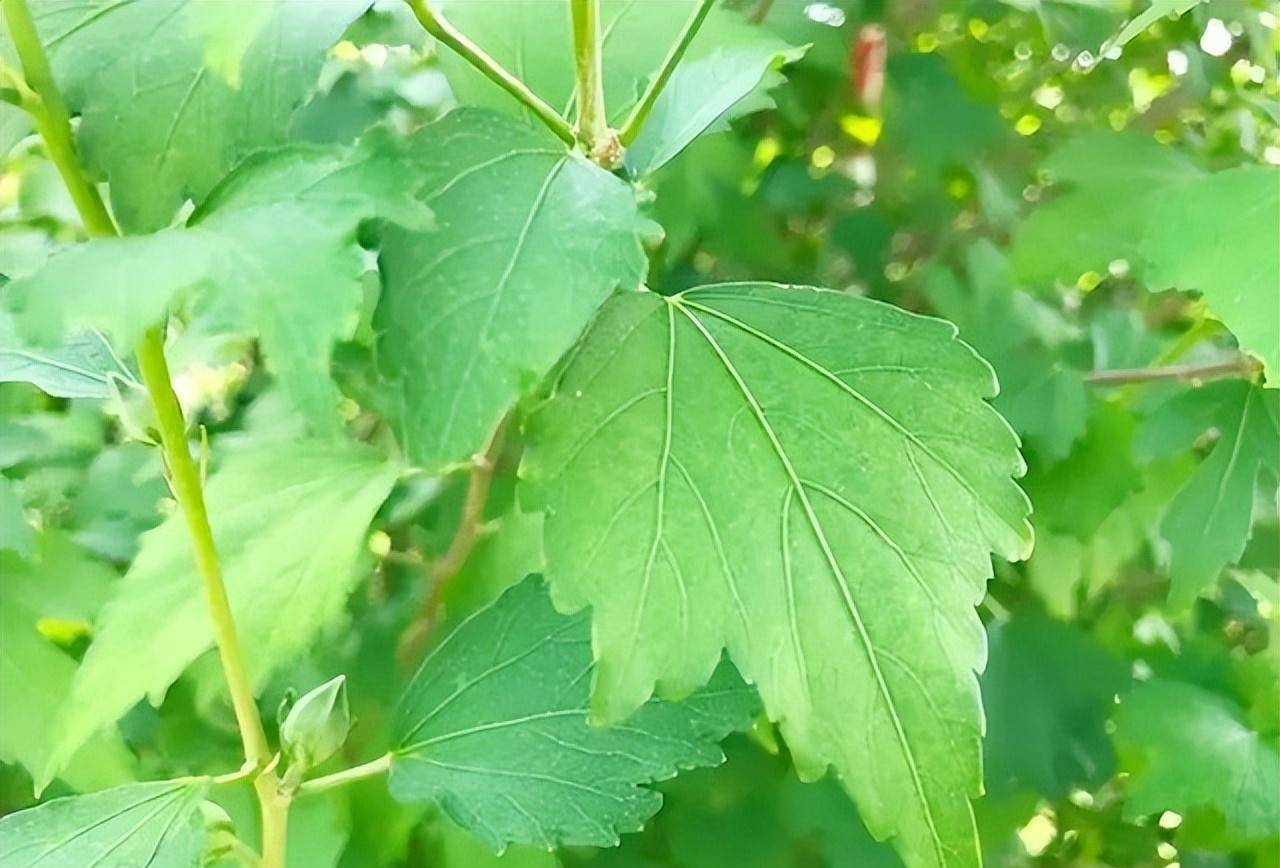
(398, 414, 510, 665)
(1084, 357, 1260, 386)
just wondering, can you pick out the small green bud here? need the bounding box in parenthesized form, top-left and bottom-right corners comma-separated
(280, 675, 350, 776)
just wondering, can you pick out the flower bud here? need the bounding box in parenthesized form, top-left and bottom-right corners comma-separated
(280, 675, 350, 775)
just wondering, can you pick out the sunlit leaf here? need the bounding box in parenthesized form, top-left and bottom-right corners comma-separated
(523, 283, 1031, 868)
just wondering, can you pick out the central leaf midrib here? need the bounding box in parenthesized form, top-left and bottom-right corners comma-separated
(669, 297, 948, 865)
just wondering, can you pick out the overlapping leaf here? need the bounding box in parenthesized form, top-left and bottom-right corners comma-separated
(435, 0, 801, 174)
(0, 533, 135, 792)
(1136, 381, 1280, 605)
(375, 109, 648, 470)
(1012, 131, 1203, 286)
(0, 779, 209, 866)
(982, 612, 1129, 799)
(1113, 680, 1280, 839)
(522, 283, 1032, 868)
(922, 241, 1087, 461)
(389, 576, 757, 851)
(0, 311, 136, 399)
(42, 440, 398, 789)
(7, 0, 366, 231)
(6, 130, 431, 431)
(1143, 166, 1280, 385)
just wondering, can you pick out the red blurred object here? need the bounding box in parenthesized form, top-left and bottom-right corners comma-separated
(852, 24, 887, 111)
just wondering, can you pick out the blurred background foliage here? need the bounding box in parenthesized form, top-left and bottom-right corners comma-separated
(1, 0, 1277, 866)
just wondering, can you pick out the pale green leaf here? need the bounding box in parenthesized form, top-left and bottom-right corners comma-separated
(437, 0, 799, 174)
(43, 440, 398, 789)
(375, 109, 648, 470)
(1012, 132, 1203, 287)
(623, 43, 805, 176)
(1113, 680, 1280, 839)
(1137, 381, 1280, 606)
(1142, 166, 1280, 385)
(522, 284, 1032, 868)
(15, 0, 366, 231)
(389, 576, 757, 851)
(0, 779, 208, 867)
(0, 534, 135, 793)
(7, 131, 431, 431)
(0, 312, 136, 400)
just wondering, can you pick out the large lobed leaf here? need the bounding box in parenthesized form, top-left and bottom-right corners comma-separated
(522, 283, 1032, 868)
(390, 576, 758, 851)
(9, 0, 367, 231)
(376, 110, 649, 470)
(6, 131, 432, 432)
(0, 779, 209, 867)
(42, 440, 398, 789)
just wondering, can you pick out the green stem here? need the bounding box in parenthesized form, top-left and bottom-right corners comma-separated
(2, 0, 114, 237)
(136, 331, 272, 764)
(570, 0, 607, 146)
(404, 0, 575, 146)
(1, 5, 288, 862)
(619, 0, 715, 146)
(296, 754, 392, 797)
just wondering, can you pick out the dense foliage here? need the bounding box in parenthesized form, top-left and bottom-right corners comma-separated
(0, 0, 1277, 867)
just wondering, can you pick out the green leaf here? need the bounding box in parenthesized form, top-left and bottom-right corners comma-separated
(375, 109, 648, 470)
(622, 41, 805, 176)
(437, 0, 799, 173)
(1012, 132, 1203, 287)
(1136, 381, 1280, 606)
(42, 440, 398, 789)
(522, 284, 1032, 868)
(0, 533, 135, 793)
(1113, 680, 1280, 840)
(0, 779, 209, 866)
(0, 474, 32, 557)
(1026, 456, 1195, 617)
(389, 576, 758, 851)
(883, 54, 1005, 181)
(981, 612, 1129, 800)
(0, 312, 137, 399)
(1102, 0, 1208, 54)
(1024, 402, 1141, 540)
(1001, 0, 1127, 50)
(922, 241, 1088, 461)
(7, 131, 431, 432)
(11, 0, 366, 231)
(1142, 166, 1280, 385)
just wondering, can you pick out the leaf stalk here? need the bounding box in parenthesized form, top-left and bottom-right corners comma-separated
(295, 754, 393, 797)
(404, 0, 575, 146)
